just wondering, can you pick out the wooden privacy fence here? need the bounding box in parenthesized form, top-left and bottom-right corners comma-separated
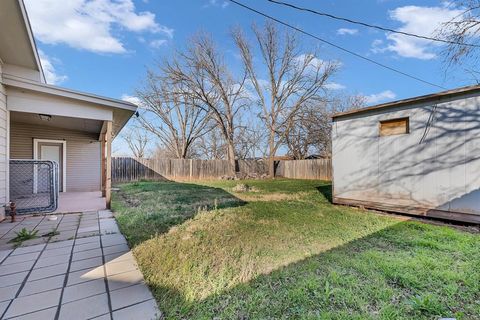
(112, 157, 331, 182)
(282, 159, 332, 180)
(112, 157, 269, 182)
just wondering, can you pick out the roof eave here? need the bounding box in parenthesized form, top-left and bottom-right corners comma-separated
(332, 84, 480, 120)
(18, 0, 45, 83)
(3, 74, 138, 112)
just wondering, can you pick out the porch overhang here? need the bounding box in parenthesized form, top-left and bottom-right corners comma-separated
(6, 76, 137, 210)
(3, 74, 137, 138)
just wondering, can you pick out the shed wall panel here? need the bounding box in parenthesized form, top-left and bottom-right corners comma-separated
(332, 95, 480, 216)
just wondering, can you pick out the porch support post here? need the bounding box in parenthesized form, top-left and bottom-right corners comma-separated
(105, 121, 112, 209)
(100, 132, 106, 197)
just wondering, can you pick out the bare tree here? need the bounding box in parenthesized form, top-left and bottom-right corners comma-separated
(136, 70, 212, 159)
(235, 123, 267, 159)
(196, 122, 266, 160)
(283, 104, 327, 159)
(195, 127, 227, 160)
(233, 22, 338, 176)
(332, 94, 366, 114)
(163, 33, 249, 173)
(122, 126, 151, 158)
(151, 144, 184, 159)
(284, 94, 365, 159)
(436, 1, 480, 68)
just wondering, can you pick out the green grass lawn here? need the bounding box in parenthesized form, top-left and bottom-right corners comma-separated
(112, 179, 480, 320)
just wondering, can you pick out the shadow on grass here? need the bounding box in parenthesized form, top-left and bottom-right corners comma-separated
(112, 180, 479, 319)
(145, 220, 479, 319)
(112, 181, 246, 246)
(316, 184, 333, 203)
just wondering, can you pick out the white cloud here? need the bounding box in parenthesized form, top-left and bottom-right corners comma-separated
(246, 78, 270, 90)
(149, 39, 167, 49)
(294, 54, 342, 72)
(371, 39, 386, 54)
(121, 94, 142, 106)
(38, 50, 67, 85)
(24, 0, 173, 54)
(337, 28, 359, 36)
(295, 54, 323, 69)
(365, 90, 396, 104)
(325, 82, 346, 90)
(377, 5, 463, 60)
(204, 0, 229, 8)
(257, 79, 270, 88)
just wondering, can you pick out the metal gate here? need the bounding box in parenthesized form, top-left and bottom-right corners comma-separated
(9, 159, 59, 214)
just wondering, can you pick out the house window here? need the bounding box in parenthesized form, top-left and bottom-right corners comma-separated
(379, 117, 409, 136)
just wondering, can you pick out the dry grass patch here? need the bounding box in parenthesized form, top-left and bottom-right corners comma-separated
(233, 191, 310, 202)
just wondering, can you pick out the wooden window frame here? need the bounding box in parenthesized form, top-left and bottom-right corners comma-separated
(379, 117, 409, 137)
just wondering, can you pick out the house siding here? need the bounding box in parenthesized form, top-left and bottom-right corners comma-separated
(332, 93, 480, 219)
(10, 122, 101, 192)
(0, 76, 7, 220)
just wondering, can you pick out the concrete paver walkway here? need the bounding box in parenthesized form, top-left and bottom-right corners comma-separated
(0, 211, 160, 320)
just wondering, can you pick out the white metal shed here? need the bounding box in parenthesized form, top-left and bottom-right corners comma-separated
(332, 85, 480, 223)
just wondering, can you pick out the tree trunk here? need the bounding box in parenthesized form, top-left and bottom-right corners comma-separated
(226, 138, 236, 176)
(268, 130, 276, 178)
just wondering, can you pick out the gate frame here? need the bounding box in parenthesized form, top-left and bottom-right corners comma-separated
(9, 159, 59, 214)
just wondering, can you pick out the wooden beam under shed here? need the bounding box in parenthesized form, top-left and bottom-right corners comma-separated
(333, 197, 480, 224)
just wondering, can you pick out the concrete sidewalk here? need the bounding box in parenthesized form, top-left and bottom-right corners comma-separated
(0, 211, 160, 320)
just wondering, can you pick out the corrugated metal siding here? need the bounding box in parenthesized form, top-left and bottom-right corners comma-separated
(10, 122, 101, 192)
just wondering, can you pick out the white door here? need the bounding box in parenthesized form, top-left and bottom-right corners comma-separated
(35, 140, 65, 192)
(41, 145, 61, 164)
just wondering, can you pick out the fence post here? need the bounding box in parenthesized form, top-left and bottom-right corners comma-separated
(189, 159, 193, 181)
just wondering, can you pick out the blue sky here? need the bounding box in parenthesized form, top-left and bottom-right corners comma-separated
(23, 0, 476, 154)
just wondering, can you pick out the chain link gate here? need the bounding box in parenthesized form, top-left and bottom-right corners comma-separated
(9, 160, 59, 214)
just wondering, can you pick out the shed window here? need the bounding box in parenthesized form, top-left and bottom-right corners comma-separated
(379, 117, 409, 136)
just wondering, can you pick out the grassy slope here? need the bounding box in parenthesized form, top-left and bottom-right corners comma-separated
(113, 180, 480, 320)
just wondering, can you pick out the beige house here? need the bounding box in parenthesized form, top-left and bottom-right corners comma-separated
(0, 0, 137, 220)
